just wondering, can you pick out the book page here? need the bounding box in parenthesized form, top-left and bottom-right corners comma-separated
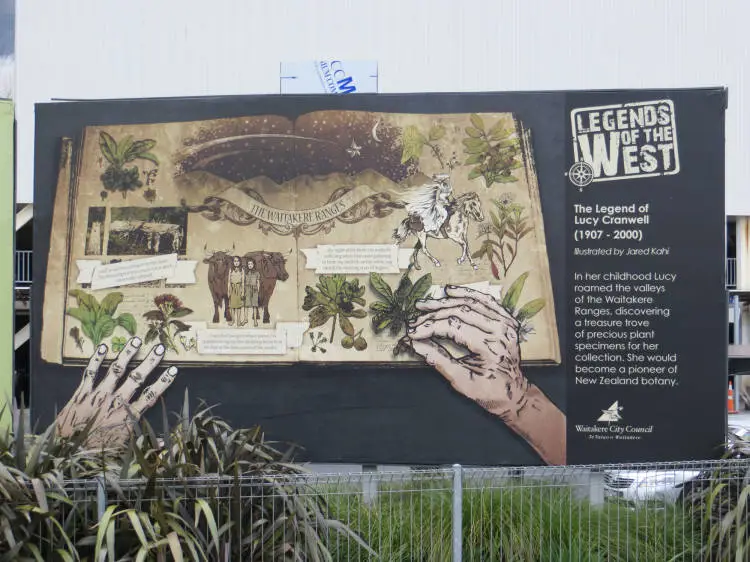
(41, 110, 559, 366)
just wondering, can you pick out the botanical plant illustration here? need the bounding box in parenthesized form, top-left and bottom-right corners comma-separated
(142, 168, 159, 186)
(143, 294, 193, 353)
(472, 193, 532, 278)
(66, 290, 137, 348)
(142, 187, 157, 202)
(309, 331, 328, 353)
(180, 334, 197, 352)
(111, 335, 128, 353)
(463, 113, 522, 187)
(342, 327, 368, 351)
(369, 271, 432, 355)
(99, 131, 159, 197)
(302, 275, 367, 343)
(500, 271, 545, 342)
(68, 327, 85, 352)
(401, 124, 459, 170)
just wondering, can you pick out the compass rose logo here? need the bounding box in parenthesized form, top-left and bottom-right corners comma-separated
(567, 161, 594, 190)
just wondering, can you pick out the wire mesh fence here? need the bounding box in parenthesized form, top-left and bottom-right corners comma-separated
(11, 459, 750, 561)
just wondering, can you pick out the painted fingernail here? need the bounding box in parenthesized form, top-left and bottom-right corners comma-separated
(167, 366, 178, 375)
(131, 337, 142, 348)
(155, 344, 165, 355)
(97, 344, 107, 355)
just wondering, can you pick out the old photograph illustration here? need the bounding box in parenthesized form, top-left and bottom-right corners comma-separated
(41, 110, 560, 366)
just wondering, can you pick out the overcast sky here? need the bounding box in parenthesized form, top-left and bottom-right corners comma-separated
(0, 0, 13, 57)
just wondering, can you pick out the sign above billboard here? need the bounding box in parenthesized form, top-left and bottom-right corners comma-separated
(280, 60, 378, 94)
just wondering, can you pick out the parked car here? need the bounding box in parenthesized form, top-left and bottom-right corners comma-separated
(603, 426, 750, 505)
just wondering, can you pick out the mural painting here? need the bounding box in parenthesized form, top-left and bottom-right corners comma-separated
(42, 110, 566, 464)
(42, 111, 559, 367)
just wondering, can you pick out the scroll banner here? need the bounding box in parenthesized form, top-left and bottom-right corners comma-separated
(216, 184, 382, 227)
(76, 255, 198, 289)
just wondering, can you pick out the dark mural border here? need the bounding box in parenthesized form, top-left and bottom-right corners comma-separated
(31, 89, 725, 466)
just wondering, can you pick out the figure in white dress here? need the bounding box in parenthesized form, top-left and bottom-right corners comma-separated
(404, 173, 455, 235)
(393, 173, 485, 270)
(87, 221, 102, 255)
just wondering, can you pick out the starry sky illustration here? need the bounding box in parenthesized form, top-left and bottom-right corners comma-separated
(178, 111, 417, 184)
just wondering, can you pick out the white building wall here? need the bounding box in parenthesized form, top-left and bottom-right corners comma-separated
(14, 0, 750, 210)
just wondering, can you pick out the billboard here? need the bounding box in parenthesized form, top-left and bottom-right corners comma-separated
(31, 89, 727, 466)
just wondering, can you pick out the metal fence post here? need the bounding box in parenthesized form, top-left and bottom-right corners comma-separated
(362, 464, 378, 506)
(452, 463, 463, 562)
(588, 467, 604, 507)
(96, 475, 107, 520)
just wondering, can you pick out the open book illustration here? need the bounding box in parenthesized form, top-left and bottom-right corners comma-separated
(41, 110, 560, 366)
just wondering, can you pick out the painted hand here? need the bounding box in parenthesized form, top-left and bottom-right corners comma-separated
(406, 285, 566, 465)
(55, 336, 178, 450)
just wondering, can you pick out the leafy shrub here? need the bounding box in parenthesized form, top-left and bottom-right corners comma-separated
(0, 395, 370, 561)
(684, 458, 750, 561)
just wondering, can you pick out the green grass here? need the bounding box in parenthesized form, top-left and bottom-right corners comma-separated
(325, 483, 700, 562)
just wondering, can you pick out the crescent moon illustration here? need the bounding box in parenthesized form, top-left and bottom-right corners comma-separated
(371, 119, 382, 143)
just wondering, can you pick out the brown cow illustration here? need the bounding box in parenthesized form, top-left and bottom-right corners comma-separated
(203, 247, 291, 325)
(243, 251, 290, 324)
(203, 248, 234, 324)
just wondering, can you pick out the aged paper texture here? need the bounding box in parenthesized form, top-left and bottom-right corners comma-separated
(41, 110, 559, 367)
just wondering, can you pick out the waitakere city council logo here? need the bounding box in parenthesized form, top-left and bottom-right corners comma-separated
(575, 401, 653, 439)
(567, 99, 680, 190)
(597, 401, 624, 423)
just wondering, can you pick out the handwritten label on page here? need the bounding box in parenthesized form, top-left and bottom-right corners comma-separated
(197, 329, 287, 355)
(301, 245, 414, 274)
(89, 254, 179, 290)
(76, 255, 198, 289)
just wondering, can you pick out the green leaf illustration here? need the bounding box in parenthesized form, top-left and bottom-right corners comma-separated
(116, 313, 137, 335)
(137, 152, 160, 166)
(369, 301, 391, 313)
(462, 137, 490, 154)
(339, 315, 355, 337)
(66, 306, 94, 327)
(94, 316, 116, 344)
(369, 272, 394, 303)
(502, 272, 529, 314)
(407, 273, 433, 311)
(470, 113, 485, 131)
(69, 289, 100, 314)
(428, 125, 446, 141)
(401, 125, 426, 164)
(116, 135, 134, 160)
(516, 298, 546, 323)
(100, 292, 124, 317)
(171, 308, 194, 318)
(66, 290, 134, 347)
(99, 131, 118, 165)
(308, 307, 331, 329)
(169, 319, 192, 334)
(303, 275, 367, 342)
(124, 139, 157, 162)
